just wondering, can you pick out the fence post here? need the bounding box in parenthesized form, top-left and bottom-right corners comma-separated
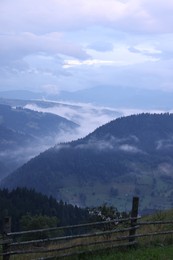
(2, 216, 11, 260)
(129, 197, 139, 245)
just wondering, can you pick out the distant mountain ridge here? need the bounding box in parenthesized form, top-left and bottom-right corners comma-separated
(1, 87, 173, 109)
(1, 113, 173, 213)
(57, 86, 173, 110)
(0, 90, 44, 100)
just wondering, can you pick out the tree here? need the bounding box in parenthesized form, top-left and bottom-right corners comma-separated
(20, 214, 58, 240)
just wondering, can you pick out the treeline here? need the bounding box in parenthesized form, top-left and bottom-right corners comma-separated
(0, 188, 89, 232)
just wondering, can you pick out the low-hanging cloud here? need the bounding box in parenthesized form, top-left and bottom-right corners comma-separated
(119, 144, 142, 153)
(156, 137, 173, 150)
(75, 138, 115, 151)
(24, 102, 122, 141)
(74, 136, 142, 153)
(54, 134, 141, 153)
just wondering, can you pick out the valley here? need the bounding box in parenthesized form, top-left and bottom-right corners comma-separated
(1, 112, 173, 213)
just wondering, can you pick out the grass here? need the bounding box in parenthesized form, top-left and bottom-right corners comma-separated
(1, 209, 173, 260)
(3, 245, 173, 260)
(71, 245, 173, 260)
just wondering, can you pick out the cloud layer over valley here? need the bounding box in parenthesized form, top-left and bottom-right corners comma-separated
(24, 101, 122, 142)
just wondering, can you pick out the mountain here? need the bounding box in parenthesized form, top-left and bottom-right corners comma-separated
(0, 123, 36, 179)
(51, 86, 173, 110)
(1, 113, 173, 213)
(0, 104, 78, 139)
(0, 90, 44, 100)
(0, 103, 78, 179)
(1, 86, 173, 110)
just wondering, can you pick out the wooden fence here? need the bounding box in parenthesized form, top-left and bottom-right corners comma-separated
(0, 197, 173, 260)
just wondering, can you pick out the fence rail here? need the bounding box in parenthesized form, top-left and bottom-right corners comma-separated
(1, 197, 173, 260)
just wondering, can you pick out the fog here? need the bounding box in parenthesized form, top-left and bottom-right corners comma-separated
(24, 101, 122, 142)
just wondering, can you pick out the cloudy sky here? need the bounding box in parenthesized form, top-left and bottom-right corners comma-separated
(1, 0, 173, 95)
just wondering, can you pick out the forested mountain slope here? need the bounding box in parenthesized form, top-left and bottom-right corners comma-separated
(0, 104, 78, 179)
(0, 103, 78, 138)
(1, 113, 173, 212)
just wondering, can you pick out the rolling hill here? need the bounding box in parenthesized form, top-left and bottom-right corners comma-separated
(0, 97, 122, 138)
(1, 113, 173, 213)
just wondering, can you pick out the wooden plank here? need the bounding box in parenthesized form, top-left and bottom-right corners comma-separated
(1, 228, 173, 258)
(138, 220, 173, 225)
(0, 237, 137, 256)
(7, 217, 139, 237)
(0, 239, 12, 245)
(11, 225, 139, 247)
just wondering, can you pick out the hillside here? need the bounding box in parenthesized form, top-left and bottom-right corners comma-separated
(1, 113, 173, 213)
(0, 103, 78, 139)
(0, 103, 78, 179)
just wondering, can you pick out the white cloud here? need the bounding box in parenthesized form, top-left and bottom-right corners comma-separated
(63, 59, 116, 68)
(2, 1, 173, 38)
(1, 0, 173, 95)
(119, 144, 142, 153)
(2, 0, 173, 34)
(0, 32, 89, 64)
(156, 137, 173, 150)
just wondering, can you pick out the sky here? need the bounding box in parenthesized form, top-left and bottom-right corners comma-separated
(1, 0, 173, 96)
